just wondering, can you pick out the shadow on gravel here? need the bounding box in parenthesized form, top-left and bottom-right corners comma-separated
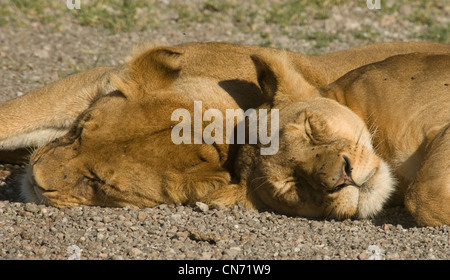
(371, 207, 418, 228)
(0, 150, 30, 202)
(0, 167, 25, 203)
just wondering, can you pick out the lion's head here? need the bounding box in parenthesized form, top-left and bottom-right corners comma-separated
(20, 46, 240, 207)
(234, 53, 396, 219)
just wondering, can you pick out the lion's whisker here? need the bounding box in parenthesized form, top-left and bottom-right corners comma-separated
(249, 176, 270, 194)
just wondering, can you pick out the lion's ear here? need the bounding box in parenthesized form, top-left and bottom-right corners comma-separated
(111, 46, 184, 99)
(251, 52, 319, 106)
(251, 54, 279, 103)
(129, 46, 184, 89)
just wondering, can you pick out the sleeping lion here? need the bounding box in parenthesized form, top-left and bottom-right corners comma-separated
(236, 51, 450, 226)
(203, 54, 396, 220)
(1, 42, 449, 225)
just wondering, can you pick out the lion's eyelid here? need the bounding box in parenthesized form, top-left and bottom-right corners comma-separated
(105, 90, 127, 99)
(304, 117, 314, 141)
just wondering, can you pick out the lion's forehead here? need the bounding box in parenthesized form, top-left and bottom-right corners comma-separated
(280, 105, 367, 141)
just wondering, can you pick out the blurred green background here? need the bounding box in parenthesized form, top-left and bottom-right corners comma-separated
(1, 0, 448, 44)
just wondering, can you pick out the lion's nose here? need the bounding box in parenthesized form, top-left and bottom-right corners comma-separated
(327, 155, 357, 193)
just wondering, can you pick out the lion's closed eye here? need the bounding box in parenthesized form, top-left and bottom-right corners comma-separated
(304, 116, 314, 141)
(105, 90, 127, 99)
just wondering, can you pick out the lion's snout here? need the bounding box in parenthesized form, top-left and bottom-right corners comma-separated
(327, 155, 357, 193)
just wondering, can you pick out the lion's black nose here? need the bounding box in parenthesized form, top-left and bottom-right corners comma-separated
(342, 155, 353, 177)
(327, 155, 357, 193)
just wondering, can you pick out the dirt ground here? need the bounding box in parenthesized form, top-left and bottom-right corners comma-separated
(0, 0, 449, 261)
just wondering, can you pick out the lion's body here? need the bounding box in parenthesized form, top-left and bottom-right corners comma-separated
(1, 41, 450, 225)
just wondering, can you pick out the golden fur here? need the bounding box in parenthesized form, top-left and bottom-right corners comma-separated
(2, 42, 449, 151)
(248, 51, 450, 226)
(1, 42, 449, 223)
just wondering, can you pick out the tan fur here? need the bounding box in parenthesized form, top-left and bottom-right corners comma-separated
(253, 51, 450, 226)
(2, 42, 449, 152)
(1, 42, 449, 218)
(0, 66, 119, 150)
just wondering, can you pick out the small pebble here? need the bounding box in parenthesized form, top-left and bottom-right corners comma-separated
(195, 201, 209, 212)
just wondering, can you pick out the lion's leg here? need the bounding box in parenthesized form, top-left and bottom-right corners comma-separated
(0, 67, 115, 154)
(405, 126, 450, 226)
(201, 184, 256, 210)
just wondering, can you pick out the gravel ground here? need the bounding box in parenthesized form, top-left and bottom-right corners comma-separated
(1, 1, 449, 260)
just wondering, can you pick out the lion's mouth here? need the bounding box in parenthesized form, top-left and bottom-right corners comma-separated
(357, 168, 379, 193)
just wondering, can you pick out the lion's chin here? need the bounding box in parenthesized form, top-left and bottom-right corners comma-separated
(19, 165, 43, 204)
(356, 161, 396, 218)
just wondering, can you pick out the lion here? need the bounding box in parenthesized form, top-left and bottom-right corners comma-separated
(203, 53, 396, 220)
(239, 51, 450, 226)
(1, 42, 449, 217)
